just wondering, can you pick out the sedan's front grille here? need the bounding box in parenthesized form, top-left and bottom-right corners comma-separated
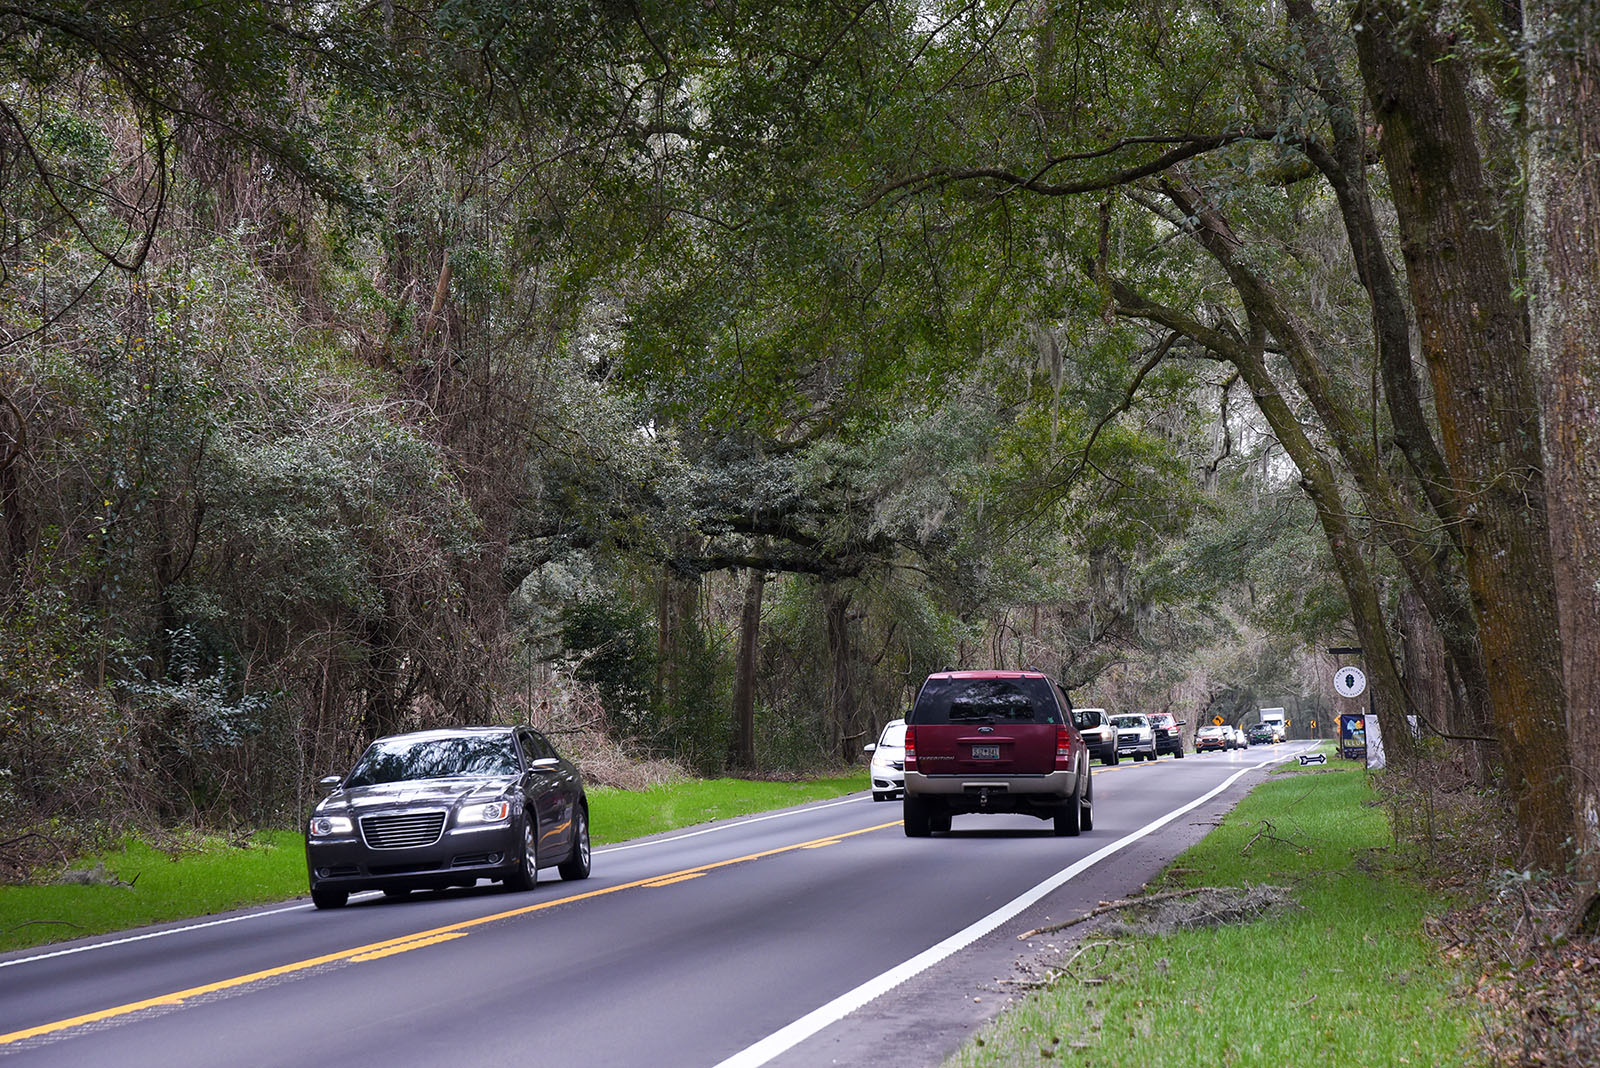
(361, 811, 447, 849)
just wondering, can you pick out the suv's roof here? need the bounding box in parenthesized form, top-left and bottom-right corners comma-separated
(926, 670, 1049, 680)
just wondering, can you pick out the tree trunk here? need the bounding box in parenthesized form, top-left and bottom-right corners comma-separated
(825, 586, 858, 762)
(1526, 0, 1600, 925)
(1106, 278, 1415, 762)
(727, 568, 765, 771)
(1286, 0, 1463, 556)
(656, 552, 702, 720)
(1356, 0, 1573, 867)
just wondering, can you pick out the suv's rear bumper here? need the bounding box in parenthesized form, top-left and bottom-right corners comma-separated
(904, 769, 1077, 816)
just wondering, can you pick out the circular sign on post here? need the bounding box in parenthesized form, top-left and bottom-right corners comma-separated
(1333, 666, 1367, 698)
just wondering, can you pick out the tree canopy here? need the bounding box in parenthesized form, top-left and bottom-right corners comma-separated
(3, 0, 1598, 925)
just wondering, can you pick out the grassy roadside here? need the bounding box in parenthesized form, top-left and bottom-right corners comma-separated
(587, 771, 868, 844)
(947, 756, 1480, 1067)
(0, 770, 868, 954)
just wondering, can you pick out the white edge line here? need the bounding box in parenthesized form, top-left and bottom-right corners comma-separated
(711, 752, 1299, 1068)
(0, 794, 872, 970)
(0, 902, 321, 969)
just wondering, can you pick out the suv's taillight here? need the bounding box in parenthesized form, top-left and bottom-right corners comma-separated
(1056, 726, 1072, 769)
(904, 726, 917, 771)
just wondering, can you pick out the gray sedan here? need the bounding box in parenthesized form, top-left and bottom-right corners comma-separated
(305, 726, 590, 908)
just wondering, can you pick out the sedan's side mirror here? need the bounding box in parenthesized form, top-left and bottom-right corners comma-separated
(1176, 720, 1187, 727)
(528, 757, 561, 772)
(863, 743, 877, 753)
(317, 775, 343, 793)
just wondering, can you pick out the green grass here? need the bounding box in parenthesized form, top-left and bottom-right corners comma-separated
(587, 770, 868, 845)
(0, 831, 308, 954)
(0, 770, 869, 953)
(947, 760, 1481, 1068)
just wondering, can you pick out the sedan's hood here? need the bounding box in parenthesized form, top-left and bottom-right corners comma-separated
(320, 777, 513, 814)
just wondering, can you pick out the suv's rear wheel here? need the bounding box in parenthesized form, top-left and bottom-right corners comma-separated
(1079, 773, 1094, 832)
(1054, 782, 1083, 837)
(903, 795, 933, 837)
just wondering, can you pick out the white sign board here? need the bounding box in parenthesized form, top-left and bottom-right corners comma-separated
(1366, 713, 1387, 769)
(1333, 666, 1367, 698)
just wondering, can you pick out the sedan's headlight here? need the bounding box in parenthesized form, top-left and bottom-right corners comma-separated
(457, 800, 511, 825)
(309, 815, 353, 837)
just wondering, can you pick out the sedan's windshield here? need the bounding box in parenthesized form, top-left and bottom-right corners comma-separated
(878, 723, 907, 748)
(345, 734, 519, 787)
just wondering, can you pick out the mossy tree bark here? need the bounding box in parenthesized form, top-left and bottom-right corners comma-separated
(1356, 0, 1573, 867)
(1526, 0, 1600, 924)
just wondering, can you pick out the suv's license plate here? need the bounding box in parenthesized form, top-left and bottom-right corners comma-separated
(971, 744, 1001, 759)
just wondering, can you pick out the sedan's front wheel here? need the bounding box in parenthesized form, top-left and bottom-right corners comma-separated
(558, 805, 592, 881)
(505, 817, 539, 892)
(310, 884, 348, 910)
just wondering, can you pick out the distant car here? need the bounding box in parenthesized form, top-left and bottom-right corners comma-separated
(1073, 707, 1119, 766)
(306, 726, 590, 909)
(864, 719, 907, 801)
(902, 670, 1094, 837)
(1246, 723, 1276, 745)
(1109, 713, 1159, 762)
(1194, 725, 1229, 752)
(1149, 713, 1186, 758)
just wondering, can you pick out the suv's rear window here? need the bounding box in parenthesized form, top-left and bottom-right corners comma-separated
(911, 677, 1063, 725)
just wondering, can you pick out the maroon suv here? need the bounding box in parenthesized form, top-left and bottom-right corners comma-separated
(902, 670, 1094, 837)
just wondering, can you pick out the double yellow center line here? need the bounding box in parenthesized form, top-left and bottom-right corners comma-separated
(1, 819, 903, 1046)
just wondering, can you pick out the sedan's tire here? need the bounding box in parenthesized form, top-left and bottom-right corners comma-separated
(872, 791, 889, 802)
(504, 816, 539, 892)
(310, 884, 348, 910)
(558, 805, 592, 881)
(903, 795, 933, 837)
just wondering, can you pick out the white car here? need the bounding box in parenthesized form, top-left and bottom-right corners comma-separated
(1109, 713, 1159, 762)
(864, 719, 907, 801)
(1073, 707, 1119, 766)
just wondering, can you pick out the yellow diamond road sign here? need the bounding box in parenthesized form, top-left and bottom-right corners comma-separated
(1212, 715, 1225, 726)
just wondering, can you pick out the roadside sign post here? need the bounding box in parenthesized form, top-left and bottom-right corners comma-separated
(1329, 647, 1372, 764)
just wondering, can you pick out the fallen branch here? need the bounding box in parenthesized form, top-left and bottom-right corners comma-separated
(1240, 817, 1311, 856)
(1019, 886, 1227, 940)
(4, 919, 85, 934)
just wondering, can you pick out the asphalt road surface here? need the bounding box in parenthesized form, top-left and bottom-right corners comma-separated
(0, 741, 1316, 1067)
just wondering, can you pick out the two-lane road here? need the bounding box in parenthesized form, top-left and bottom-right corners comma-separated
(0, 742, 1316, 1066)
